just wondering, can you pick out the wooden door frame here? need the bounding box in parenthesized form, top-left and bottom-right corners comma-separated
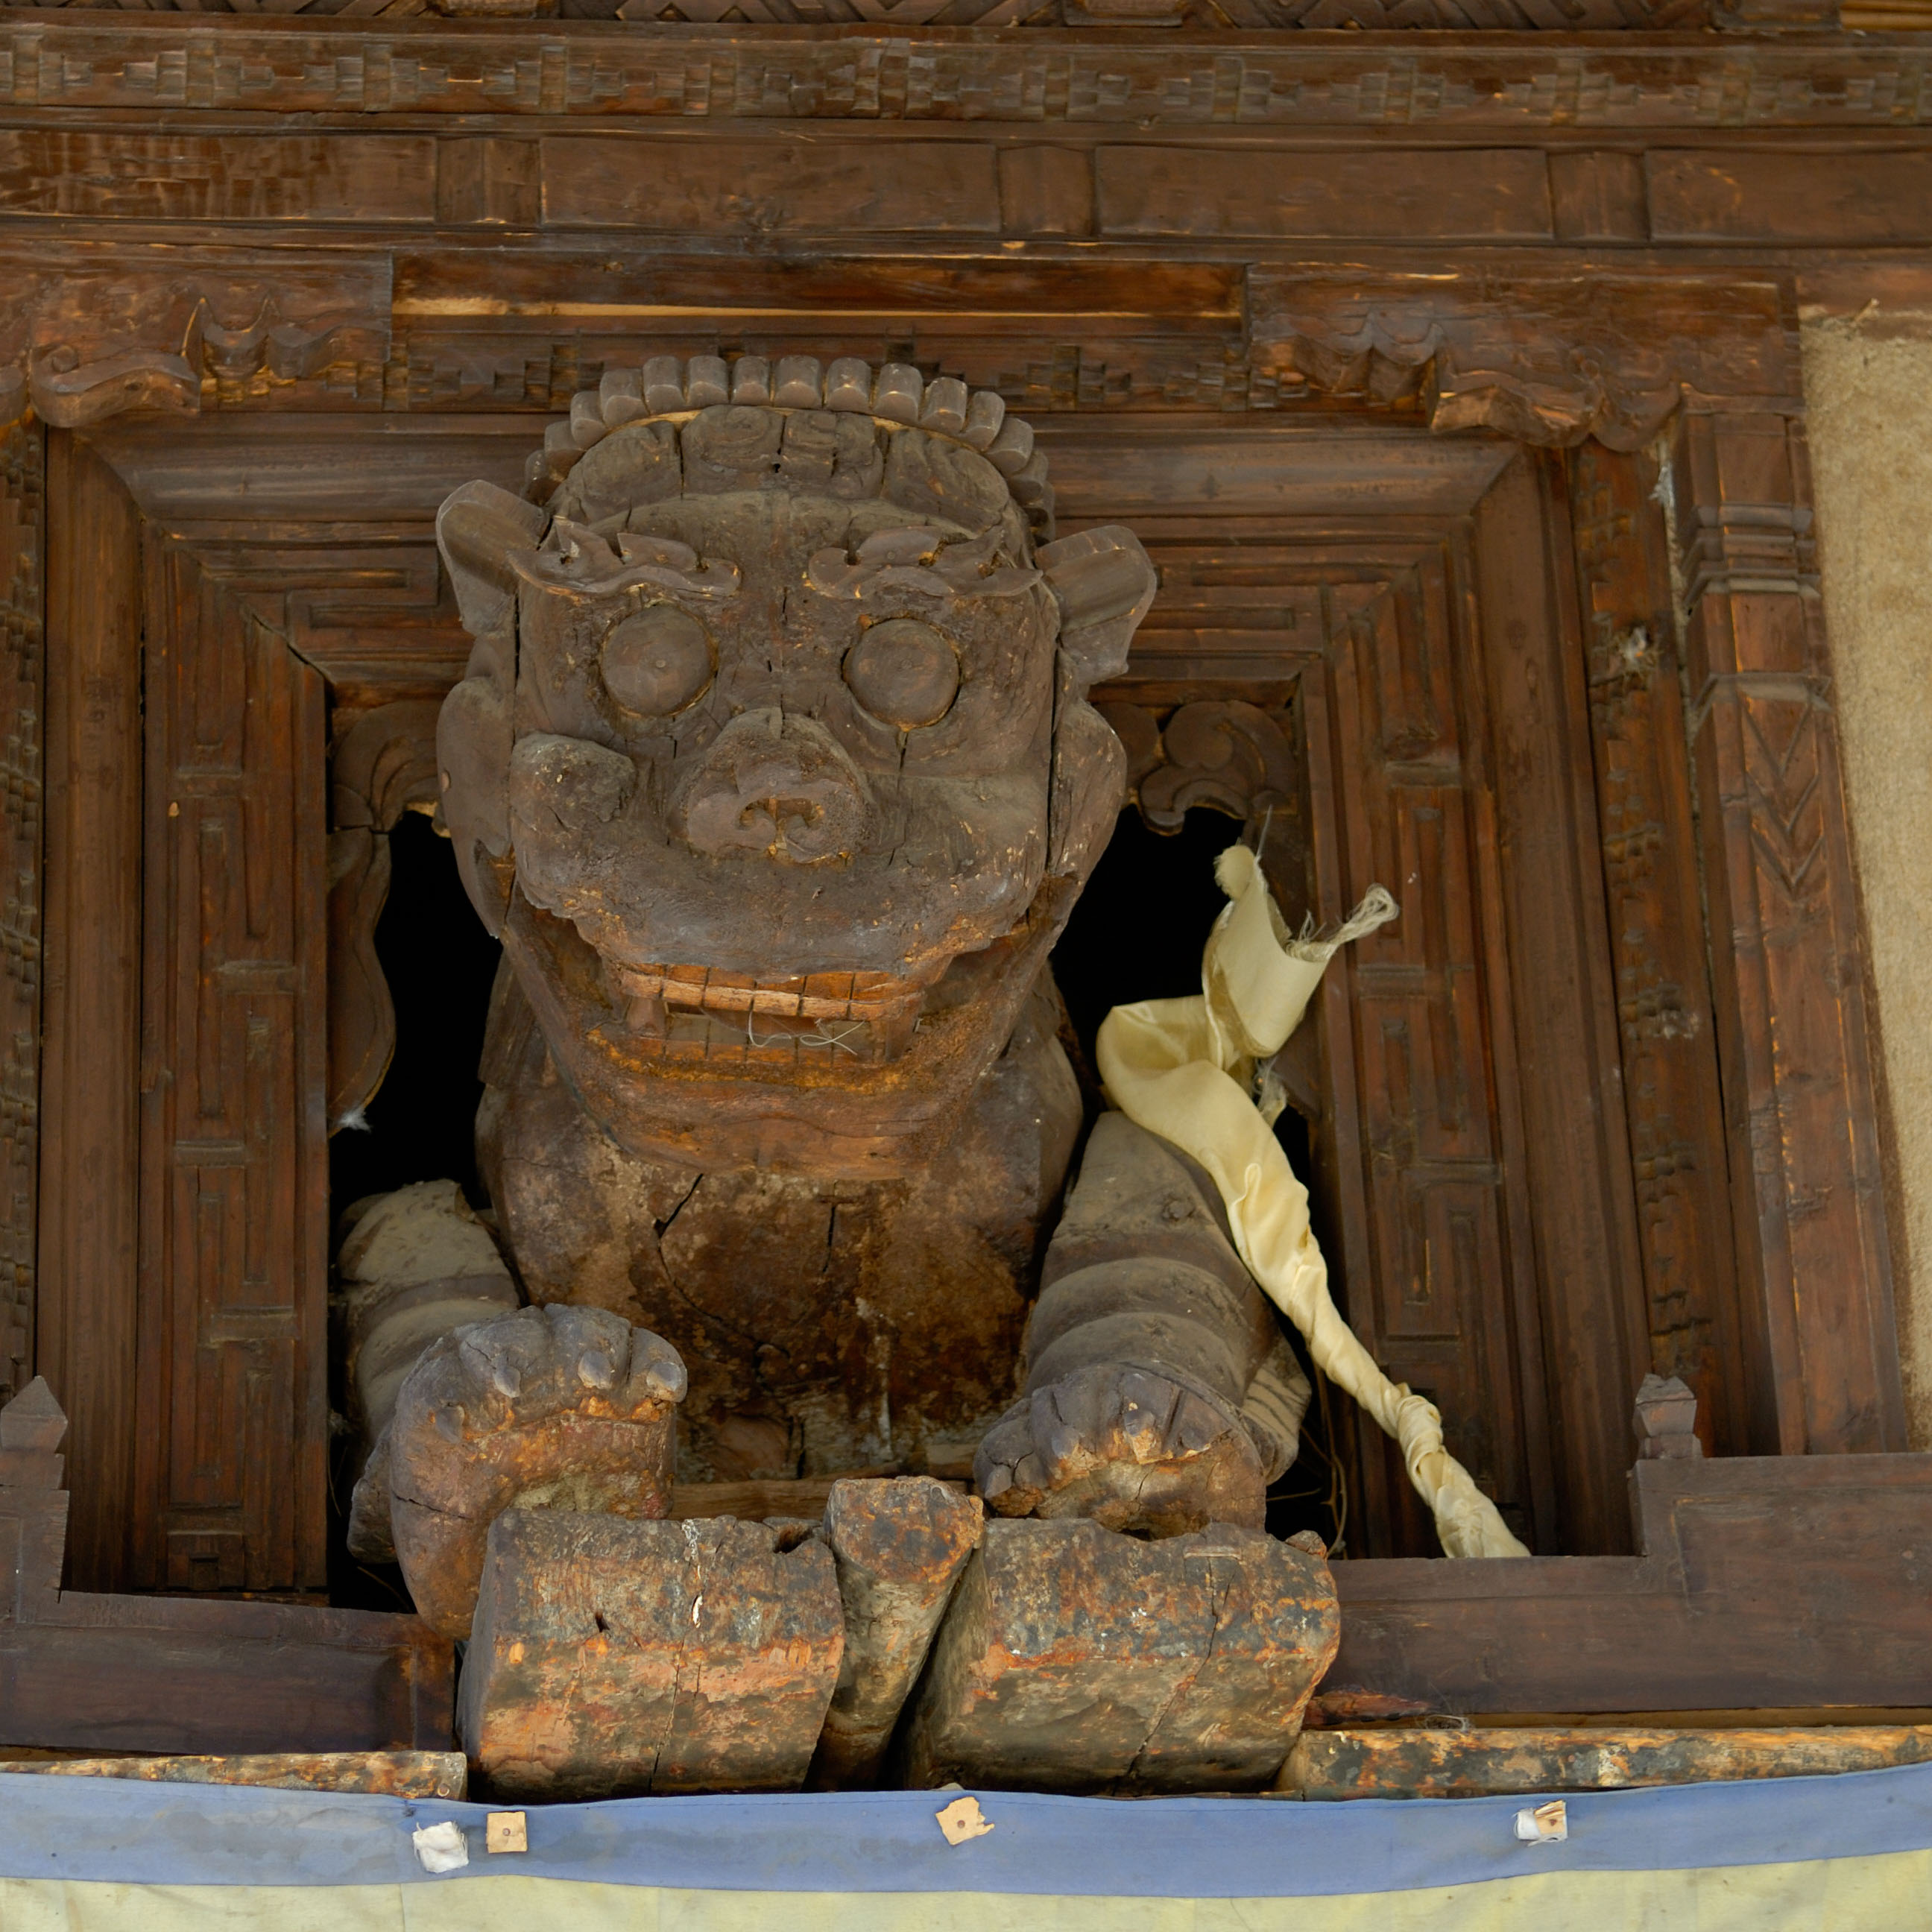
(10, 259, 1907, 1588)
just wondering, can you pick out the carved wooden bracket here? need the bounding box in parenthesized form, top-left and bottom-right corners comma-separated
(329, 701, 443, 1133)
(1098, 697, 1298, 833)
(0, 255, 390, 435)
(1247, 272, 1801, 452)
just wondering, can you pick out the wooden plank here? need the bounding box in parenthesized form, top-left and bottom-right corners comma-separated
(0, 1749, 466, 1796)
(135, 540, 331, 1594)
(541, 136, 1003, 233)
(1285, 1724, 1932, 1798)
(1566, 443, 1745, 1455)
(1670, 410, 1904, 1454)
(1328, 1453, 1932, 1713)
(0, 132, 435, 224)
(37, 433, 143, 1594)
(1649, 149, 1932, 246)
(0, 424, 42, 1409)
(1471, 451, 1650, 1555)
(1096, 146, 1554, 242)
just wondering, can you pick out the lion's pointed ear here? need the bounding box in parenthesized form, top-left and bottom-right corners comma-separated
(437, 481, 549, 637)
(1037, 525, 1158, 691)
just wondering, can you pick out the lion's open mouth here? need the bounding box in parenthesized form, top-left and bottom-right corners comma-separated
(601, 959, 938, 1063)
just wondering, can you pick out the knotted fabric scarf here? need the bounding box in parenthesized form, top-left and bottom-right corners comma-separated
(1096, 844, 1530, 1560)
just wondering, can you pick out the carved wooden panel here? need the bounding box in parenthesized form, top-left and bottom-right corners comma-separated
(1670, 411, 1905, 1455)
(1317, 552, 1550, 1556)
(0, 421, 40, 1407)
(1566, 442, 1743, 1456)
(134, 539, 330, 1594)
(1091, 513, 1577, 1556)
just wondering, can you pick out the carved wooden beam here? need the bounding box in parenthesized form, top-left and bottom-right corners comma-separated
(0, 19, 1924, 129)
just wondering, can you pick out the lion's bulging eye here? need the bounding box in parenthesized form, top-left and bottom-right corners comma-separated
(601, 606, 713, 716)
(843, 619, 960, 730)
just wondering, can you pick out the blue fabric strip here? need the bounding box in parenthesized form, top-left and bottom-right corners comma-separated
(0, 1764, 1927, 1896)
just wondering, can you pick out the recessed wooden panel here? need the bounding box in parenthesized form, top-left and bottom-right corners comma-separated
(541, 136, 1002, 233)
(135, 542, 330, 1595)
(1648, 149, 1932, 245)
(0, 132, 436, 224)
(1096, 147, 1553, 241)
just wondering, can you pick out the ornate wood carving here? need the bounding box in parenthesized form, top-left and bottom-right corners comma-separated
(135, 538, 330, 1594)
(1247, 272, 1799, 452)
(0, 254, 390, 436)
(1, 21, 1929, 133)
(328, 699, 442, 1133)
(1098, 697, 1298, 833)
(1567, 441, 1743, 1456)
(1670, 409, 1906, 1456)
(0, 422, 40, 1408)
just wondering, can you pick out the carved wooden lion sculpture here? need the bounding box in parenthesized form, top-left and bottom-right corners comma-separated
(347, 356, 1308, 1638)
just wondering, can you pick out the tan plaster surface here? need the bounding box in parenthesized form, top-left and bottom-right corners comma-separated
(1804, 315, 1932, 1449)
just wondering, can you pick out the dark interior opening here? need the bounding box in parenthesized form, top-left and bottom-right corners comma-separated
(329, 811, 503, 1215)
(328, 810, 502, 1612)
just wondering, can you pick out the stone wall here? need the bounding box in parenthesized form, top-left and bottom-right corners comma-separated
(1803, 313, 1932, 1450)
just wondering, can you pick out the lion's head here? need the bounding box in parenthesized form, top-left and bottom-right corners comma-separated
(436, 355, 1154, 1177)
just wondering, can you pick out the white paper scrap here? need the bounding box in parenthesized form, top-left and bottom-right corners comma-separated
(935, 1796, 994, 1846)
(413, 1819, 471, 1872)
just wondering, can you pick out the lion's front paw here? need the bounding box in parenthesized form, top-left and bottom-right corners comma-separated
(388, 1301, 687, 1638)
(973, 1362, 1265, 1538)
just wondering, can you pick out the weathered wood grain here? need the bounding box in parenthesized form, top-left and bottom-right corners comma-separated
(1327, 1453, 1932, 1714)
(1566, 443, 1743, 1455)
(1284, 1724, 1932, 1799)
(0, 424, 40, 1409)
(0, 1381, 455, 1755)
(37, 432, 143, 1594)
(1096, 147, 1554, 242)
(460, 1510, 844, 1799)
(902, 1518, 1339, 1793)
(133, 538, 332, 1595)
(0, 1749, 467, 1797)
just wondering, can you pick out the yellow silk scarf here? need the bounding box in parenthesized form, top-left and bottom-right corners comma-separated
(1096, 845, 1529, 1560)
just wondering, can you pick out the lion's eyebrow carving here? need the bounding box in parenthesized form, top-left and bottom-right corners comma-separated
(512, 518, 744, 599)
(805, 526, 1041, 602)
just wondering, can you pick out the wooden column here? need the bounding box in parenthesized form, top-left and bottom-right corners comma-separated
(0, 423, 42, 1409)
(37, 432, 145, 1591)
(1671, 408, 1905, 1455)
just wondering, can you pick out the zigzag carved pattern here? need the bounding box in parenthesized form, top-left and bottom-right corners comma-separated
(1743, 698, 1827, 907)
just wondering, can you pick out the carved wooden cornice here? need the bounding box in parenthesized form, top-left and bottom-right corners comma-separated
(0, 253, 1802, 450)
(0, 19, 1926, 127)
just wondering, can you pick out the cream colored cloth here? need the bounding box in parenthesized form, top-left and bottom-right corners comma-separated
(1096, 845, 1530, 1560)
